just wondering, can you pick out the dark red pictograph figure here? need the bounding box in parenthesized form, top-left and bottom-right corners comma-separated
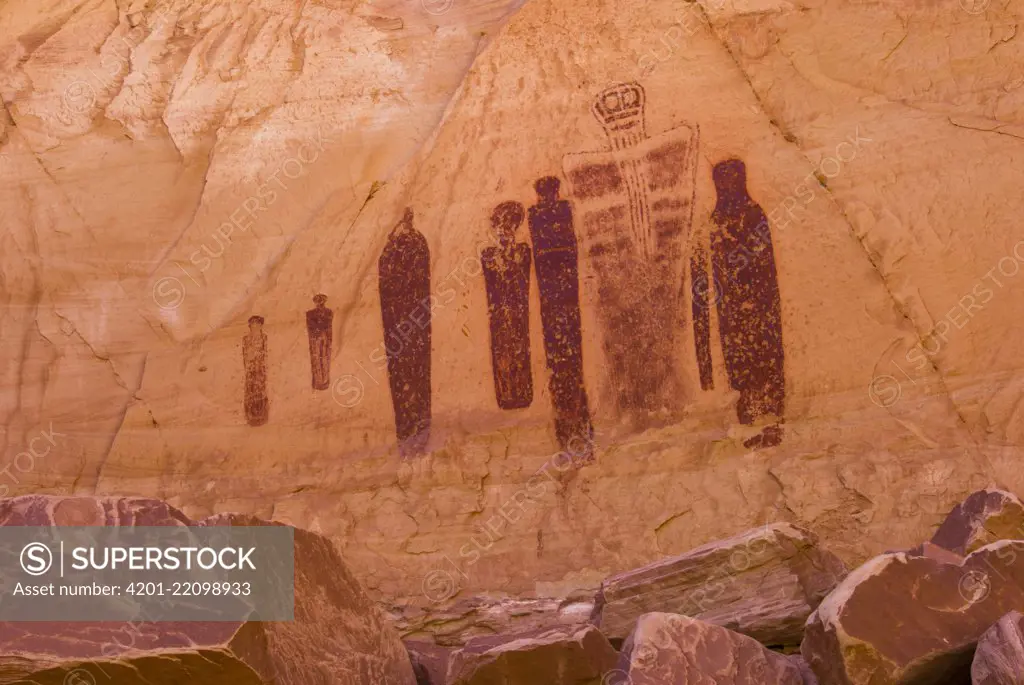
(306, 294, 333, 391)
(243, 315, 269, 427)
(481, 201, 533, 410)
(528, 176, 593, 459)
(379, 208, 431, 458)
(709, 158, 785, 449)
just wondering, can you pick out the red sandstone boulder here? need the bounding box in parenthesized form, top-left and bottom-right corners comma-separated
(790, 654, 820, 684)
(931, 488, 1024, 555)
(405, 640, 453, 685)
(971, 611, 1024, 685)
(610, 613, 804, 684)
(802, 541, 1024, 684)
(447, 624, 617, 685)
(591, 523, 847, 646)
(0, 495, 416, 685)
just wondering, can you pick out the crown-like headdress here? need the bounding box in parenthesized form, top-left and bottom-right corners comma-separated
(592, 82, 647, 141)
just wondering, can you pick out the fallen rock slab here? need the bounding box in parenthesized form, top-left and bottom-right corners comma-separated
(931, 488, 1024, 555)
(393, 593, 595, 646)
(591, 523, 847, 646)
(972, 611, 1024, 685)
(447, 624, 617, 685)
(0, 495, 416, 685)
(802, 541, 1024, 684)
(611, 612, 804, 684)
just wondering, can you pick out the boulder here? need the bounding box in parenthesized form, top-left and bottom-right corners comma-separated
(931, 489, 1024, 555)
(610, 612, 804, 684)
(802, 541, 1024, 684)
(789, 654, 820, 685)
(591, 523, 847, 646)
(971, 611, 1024, 685)
(447, 624, 617, 685)
(0, 495, 416, 685)
(405, 640, 453, 685)
(394, 593, 595, 646)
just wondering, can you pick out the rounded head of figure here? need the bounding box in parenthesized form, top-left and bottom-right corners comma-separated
(248, 315, 265, 329)
(712, 158, 747, 190)
(491, 201, 525, 246)
(534, 176, 561, 203)
(313, 293, 328, 307)
(398, 207, 414, 230)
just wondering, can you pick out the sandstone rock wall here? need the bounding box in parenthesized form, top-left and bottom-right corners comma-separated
(1, 0, 1021, 616)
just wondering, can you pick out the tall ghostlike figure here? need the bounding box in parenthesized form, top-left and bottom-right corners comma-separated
(708, 158, 785, 449)
(306, 294, 333, 391)
(528, 176, 593, 459)
(379, 208, 431, 458)
(243, 315, 269, 426)
(562, 81, 700, 426)
(481, 201, 533, 409)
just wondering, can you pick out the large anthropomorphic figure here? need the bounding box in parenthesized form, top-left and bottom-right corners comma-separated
(528, 176, 593, 459)
(379, 208, 432, 458)
(562, 81, 700, 428)
(705, 158, 786, 449)
(481, 201, 534, 410)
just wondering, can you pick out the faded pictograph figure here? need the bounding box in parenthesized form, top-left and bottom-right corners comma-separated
(563, 81, 700, 427)
(243, 315, 269, 427)
(701, 158, 785, 449)
(306, 294, 333, 391)
(379, 208, 432, 458)
(482, 201, 534, 410)
(528, 176, 594, 459)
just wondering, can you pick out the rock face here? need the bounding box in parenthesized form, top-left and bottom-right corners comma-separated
(802, 541, 1024, 685)
(972, 611, 1024, 685)
(446, 624, 618, 685)
(591, 523, 846, 646)
(0, 495, 416, 685)
(930, 489, 1024, 555)
(2, 0, 1023, 618)
(612, 612, 804, 685)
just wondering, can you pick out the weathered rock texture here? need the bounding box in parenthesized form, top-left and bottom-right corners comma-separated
(930, 488, 1024, 555)
(613, 612, 804, 684)
(0, 495, 416, 685)
(406, 640, 453, 685)
(972, 611, 1024, 685)
(802, 541, 1024, 685)
(446, 624, 617, 685)
(394, 594, 594, 646)
(789, 654, 820, 685)
(1, 0, 1020, 620)
(591, 523, 846, 646)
